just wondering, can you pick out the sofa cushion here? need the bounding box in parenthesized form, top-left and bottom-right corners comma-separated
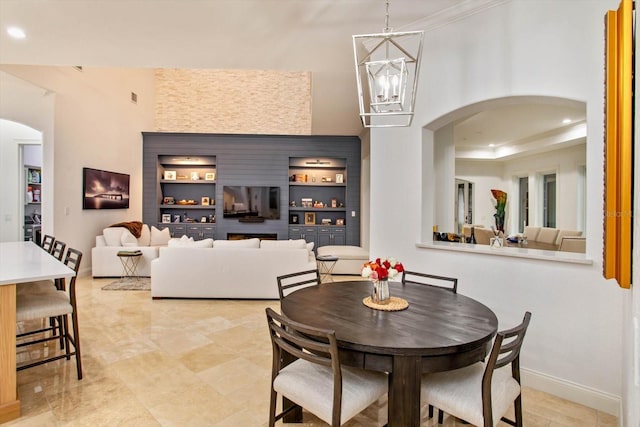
(121, 230, 138, 247)
(103, 227, 125, 247)
(523, 226, 541, 241)
(150, 226, 171, 246)
(168, 236, 214, 248)
(555, 229, 582, 246)
(137, 224, 151, 246)
(536, 227, 559, 244)
(214, 238, 260, 248)
(260, 239, 307, 249)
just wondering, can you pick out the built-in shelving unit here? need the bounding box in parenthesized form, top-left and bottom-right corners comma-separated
(24, 165, 42, 241)
(287, 157, 347, 246)
(143, 133, 361, 246)
(157, 155, 216, 239)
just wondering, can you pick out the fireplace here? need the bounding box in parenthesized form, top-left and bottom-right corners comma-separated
(227, 233, 278, 241)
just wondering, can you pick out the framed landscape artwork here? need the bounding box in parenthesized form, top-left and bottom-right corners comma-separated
(82, 168, 130, 210)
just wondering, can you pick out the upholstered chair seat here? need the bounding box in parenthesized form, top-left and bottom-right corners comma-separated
(422, 364, 520, 427)
(273, 358, 388, 425)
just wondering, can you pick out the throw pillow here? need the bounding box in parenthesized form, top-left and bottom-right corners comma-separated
(306, 242, 314, 253)
(168, 235, 194, 247)
(103, 227, 126, 247)
(137, 224, 151, 246)
(213, 238, 260, 248)
(120, 230, 138, 247)
(260, 239, 307, 249)
(150, 226, 171, 246)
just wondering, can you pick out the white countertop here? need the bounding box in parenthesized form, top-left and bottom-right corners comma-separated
(0, 241, 75, 285)
(416, 240, 593, 265)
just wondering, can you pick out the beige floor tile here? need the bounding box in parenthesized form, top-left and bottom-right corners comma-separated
(6, 276, 620, 427)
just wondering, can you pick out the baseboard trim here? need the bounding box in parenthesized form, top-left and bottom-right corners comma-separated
(521, 367, 621, 417)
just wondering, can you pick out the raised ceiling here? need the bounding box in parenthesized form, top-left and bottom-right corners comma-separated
(0, 0, 583, 152)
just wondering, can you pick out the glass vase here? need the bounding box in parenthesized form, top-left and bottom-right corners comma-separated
(372, 278, 390, 304)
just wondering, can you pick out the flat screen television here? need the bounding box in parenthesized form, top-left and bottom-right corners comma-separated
(82, 167, 130, 210)
(223, 186, 280, 219)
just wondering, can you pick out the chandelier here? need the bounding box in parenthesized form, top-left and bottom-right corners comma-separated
(352, 1, 424, 128)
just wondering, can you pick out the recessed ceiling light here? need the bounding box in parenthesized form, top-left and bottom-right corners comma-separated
(562, 118, 572, 124)
(488, 143, 495, 147)
(7, 26, 26, 40)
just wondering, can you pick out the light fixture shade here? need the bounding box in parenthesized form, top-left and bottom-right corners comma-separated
(353, 30, 423, 127)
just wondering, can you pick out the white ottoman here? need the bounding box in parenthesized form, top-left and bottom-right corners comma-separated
(316, 245, 369, 275)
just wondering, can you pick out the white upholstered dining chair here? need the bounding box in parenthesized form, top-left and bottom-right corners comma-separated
(265, 307, 387, 426)
(16, 248, 84, 379)
(421, 312, 532, 427)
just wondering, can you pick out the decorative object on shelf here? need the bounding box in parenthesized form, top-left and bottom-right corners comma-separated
(30, 170, 40, 183)
(336, 218, 345, 226)
(173, 214, 181, 223)
(361, 257, 404, 305)
(313, 201, 324, 208)
(289, 201, 296, 207)
(204, 172, 216, 181)
(176, 199, 198, 205)
(304, 212, 316, 225)
(290, 214, 299, 224)
(162, 214, 171, 223)
(163, 196, 175, 205)
(27, 186, 33, 203)
(321, 218, 332, 225)
(294, 174, 307, 182)
(491, 189, 507, 232)
(209, 214, 216, 223)
(335, 174, 344, 183)
(201, 196, 210, 206)
(352, 0, 423, 128)
(321, 176, 332, 182)
(82, 167, 130, 210)
(190, 172, 200, 181)
(331, 198, 338, 208)
(301, 198, 312, 208)
(164, 170, 176, 180)
(200, 216, 207, 223)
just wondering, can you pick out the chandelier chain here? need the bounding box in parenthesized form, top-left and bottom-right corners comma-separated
(384, 0, 391, 32)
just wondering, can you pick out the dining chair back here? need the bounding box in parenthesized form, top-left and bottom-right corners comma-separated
(41, 234, 55, 253)
(51, 240, 66, 261)
(16, 248, 84, 380)
(265, 307, 387, 426)
(402, 270, 458, 293)
(276, 269, 320, 300)
(421, 311, 532, 427)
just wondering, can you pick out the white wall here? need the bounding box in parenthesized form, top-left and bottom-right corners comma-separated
(370, 0, 626, 417)
(0, 66, 156, 275)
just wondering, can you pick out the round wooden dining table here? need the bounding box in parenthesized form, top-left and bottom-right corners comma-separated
(280, 280, 498, 427)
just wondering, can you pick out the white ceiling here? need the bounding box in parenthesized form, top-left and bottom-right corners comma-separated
(0, 0, 585, 154)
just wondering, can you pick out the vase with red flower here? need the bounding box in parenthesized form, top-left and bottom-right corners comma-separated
(361, 257, 404, 305)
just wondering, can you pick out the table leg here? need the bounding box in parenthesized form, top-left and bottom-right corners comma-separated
(388, 355, 422, 427)
(0, 284, 21, 423)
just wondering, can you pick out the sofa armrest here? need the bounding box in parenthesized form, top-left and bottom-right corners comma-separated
(96, 235, 107, 247)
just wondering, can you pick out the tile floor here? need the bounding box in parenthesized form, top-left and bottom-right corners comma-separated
(7, 276, 618, 426)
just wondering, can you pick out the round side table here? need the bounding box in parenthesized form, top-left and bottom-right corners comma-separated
(116, 250, 143, 282)
(316, 254, 339, 283)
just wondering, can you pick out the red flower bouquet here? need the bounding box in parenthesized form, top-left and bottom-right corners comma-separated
(361, 257, 404, 281)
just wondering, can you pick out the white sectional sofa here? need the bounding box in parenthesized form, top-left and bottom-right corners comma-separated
(92, 224, 171, 277)
(151, 238, 317, 299)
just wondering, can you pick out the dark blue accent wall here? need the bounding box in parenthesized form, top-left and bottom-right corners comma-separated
(143, 133, 361, 246)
